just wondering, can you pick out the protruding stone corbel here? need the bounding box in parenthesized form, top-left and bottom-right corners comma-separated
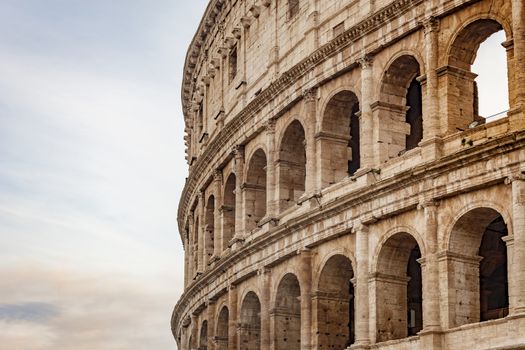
(217, 46, 229, 59)
(241, 16, 253, 29)
(224, 36, 236, 49)
(249, 5, 261, 18)
(261, 0, 271, 7)
(232, 27, 242, 39)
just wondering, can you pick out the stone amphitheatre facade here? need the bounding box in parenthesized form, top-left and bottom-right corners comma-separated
(171, 0, 525, 349)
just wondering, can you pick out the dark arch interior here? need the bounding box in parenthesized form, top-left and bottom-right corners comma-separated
(199, 320, 208, 349)
(278, 120, 306, 212)
(240, 292, 261, 350)
(274, 273, 301, 350)
(245, 149, 267, 230)
(322, 90, 361, 187)
(317, 255, 355, 349)
(223, 174, 236, 249)
(216, 306, 229, 350)
(376, 233, 422, 341)
(205, 196, 215, 260)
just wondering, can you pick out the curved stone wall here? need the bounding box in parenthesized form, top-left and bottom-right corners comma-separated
(174, 0, 525, 349)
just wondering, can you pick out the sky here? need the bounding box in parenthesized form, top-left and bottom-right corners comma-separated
(0, 1, 207, 349)
(0, 2, 507, 350)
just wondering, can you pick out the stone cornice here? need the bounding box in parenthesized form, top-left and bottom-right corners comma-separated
(172, 128, 525, 334)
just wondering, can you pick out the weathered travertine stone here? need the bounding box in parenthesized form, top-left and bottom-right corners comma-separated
(172, 1, 525, 349)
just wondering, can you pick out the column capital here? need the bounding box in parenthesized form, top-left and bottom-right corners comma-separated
(302, 87, 318, 102)
(257, 267, 272, 276)
(417, 199, 440, 210)
(198, 190, 205, 200)
(213, 169, 223, 183)
(505, 172, 525, 184)
(421, 16, 440, 34)
(358, 54, 374, 69)
(264, 118, 277, 133)
(232, 144, 245, 159)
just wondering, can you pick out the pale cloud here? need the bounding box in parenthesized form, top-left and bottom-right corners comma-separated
(0, 1, 208, 349)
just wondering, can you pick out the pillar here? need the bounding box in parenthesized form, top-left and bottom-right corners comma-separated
(303, 88, 318, 195)
(422, 17, 440, 139)
(512, 0, 525, 107)
(420, 201, 441, 331)
(299, 249, 313, 349)
(359, 56, 374, 169)
(198, 191, 205, 272)
(184, 230, 190, 288)
(510, 174, 525, 314)
(213, 170, 223, 260)
(259, 268, 271, 349)
(265, 119, 278, 219)
(228, 284, 238, 350)
(188, 213, 195, 279)
(354, 223, 370, 346)
(207, 300, 217, 350)
(191, 314, 199, 350)
(233, 145, 245, 247)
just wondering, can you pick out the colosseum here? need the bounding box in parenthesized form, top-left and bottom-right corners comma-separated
(171, 0, 525, 349)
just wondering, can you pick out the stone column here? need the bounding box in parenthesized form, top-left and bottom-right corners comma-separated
(188, 213, 195, 279)
(421, 17, 440, 140)
(512, 0, 525, 107)
(184, 230, 190, 288)
(213, 170, 223, 260)
(228, 284, 238, 350)
(207, 300, 217, 350)
(198, 191, 205, 272)
(299, 248, 313, 349)
(233, 145, 245, 248)
(509, 174, 525, 314)
(359, 56, 374, 170)
(191, 314, 198, 350)
(420, 201, 441, 331)
(354, 223, 370, 346)
(259, 268, 271, 350)
(303, 88, 318, 195)
(265, 119, 278, 219)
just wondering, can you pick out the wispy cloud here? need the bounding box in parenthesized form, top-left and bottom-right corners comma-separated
(0, 1, 208, 349)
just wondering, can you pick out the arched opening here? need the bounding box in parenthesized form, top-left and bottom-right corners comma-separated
(273, 273, 301, 350)
(277, 120, 306, 212)
(320, 90, 360, 188)
(240, 292, 261, 350)
(472, 29, 509, 122)
(245, 149, 267, 231)
(216, 306, 229, 350)
(376, 55, 422, 160)
(315, 254, 355, 349)
(447, 208, 509, 327)
(222, 174, 236, 250)
(199, 320, 208, 350)
(205, 196, 215, 262)
(375, 233, 423, 342)
(446, 19, 509, 131)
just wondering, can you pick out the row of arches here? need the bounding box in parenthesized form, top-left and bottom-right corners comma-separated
(188, 17, 510, 267)
(192, 205, 509, 349)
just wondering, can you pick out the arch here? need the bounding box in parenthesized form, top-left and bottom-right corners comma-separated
(446, 207, 509, 327)
(315, 254, 355, 349)
(375, 232, 423, 342)
(240, 291, 261, 350)
(199, 320, 208, 349)
(273, 273, 301, 350)
(222, 173, 236, 250)
(319, 90, 361, 188)
(216, 306, 229, 350)
(376, 54, 422, 160)
(245, 148, 267, 231)
(444, 17, 510, 131)
(205, 195, 215, 262)
(277, 120, 306, 212)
